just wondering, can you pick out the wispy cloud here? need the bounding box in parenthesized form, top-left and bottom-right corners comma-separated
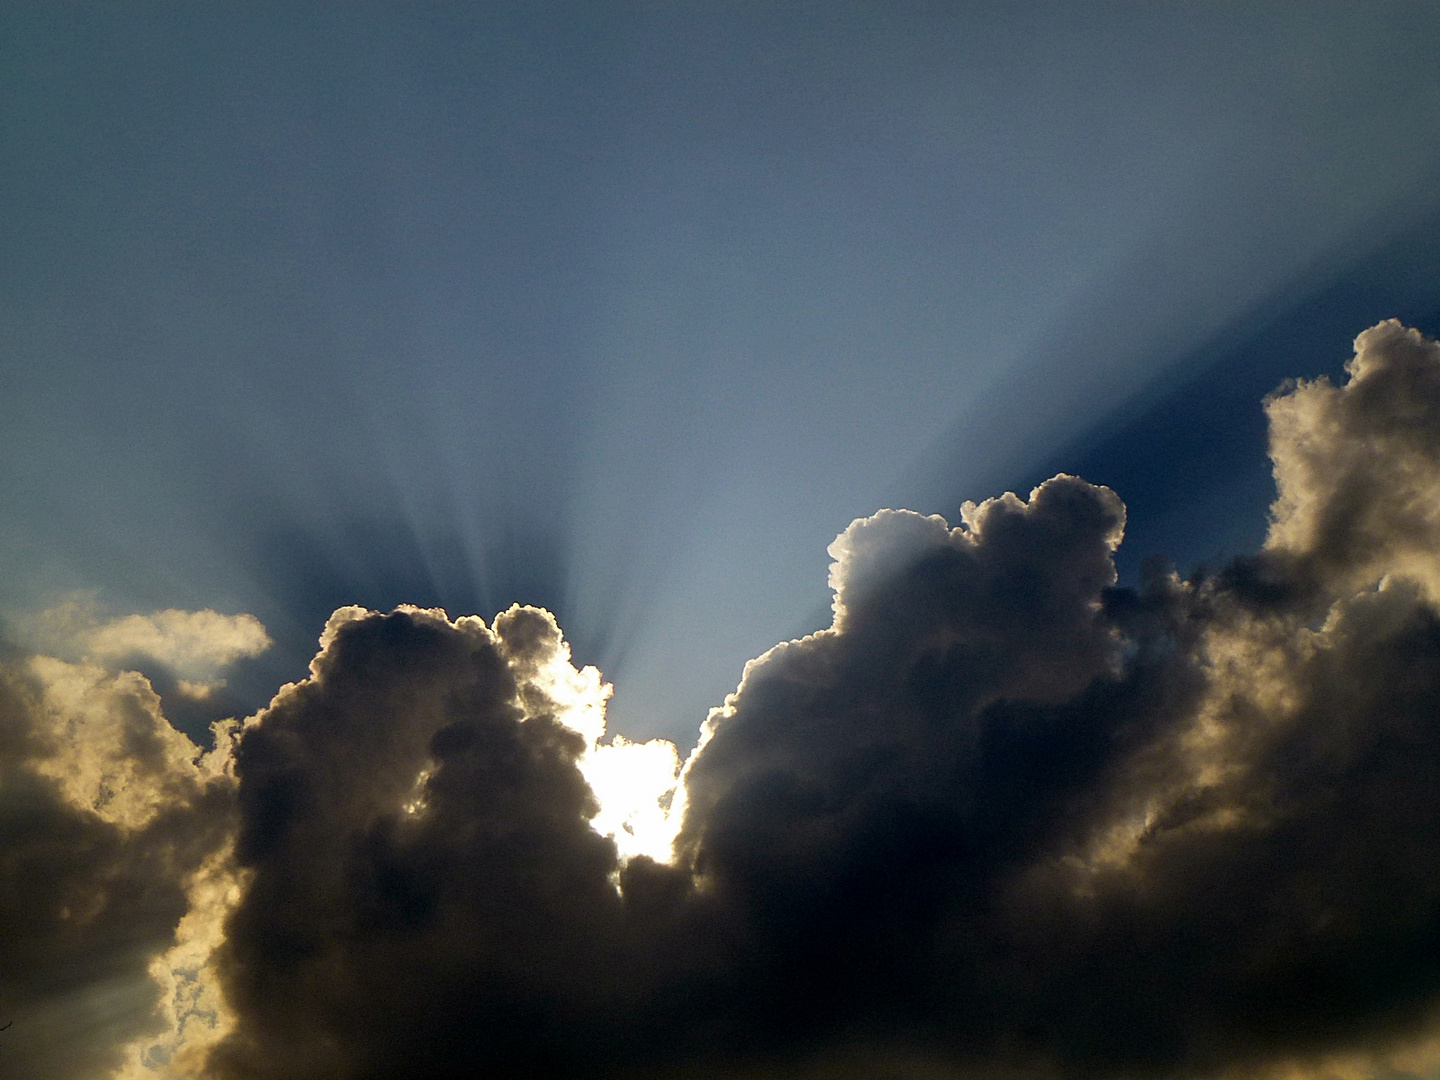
(18, 604, 271, 697)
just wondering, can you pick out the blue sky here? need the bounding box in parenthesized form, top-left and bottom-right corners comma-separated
(5, 2, 1440, 744)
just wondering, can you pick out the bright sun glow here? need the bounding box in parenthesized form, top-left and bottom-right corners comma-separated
(579, 735, 681, 864)
(506, 627, 683, 864)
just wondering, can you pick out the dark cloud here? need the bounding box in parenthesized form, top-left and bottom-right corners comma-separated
(209, 606, 646, 1079)
(662, 321, 1440, 1079)
(13, 320, 1440, 1079)
(229, 512, 580, 727)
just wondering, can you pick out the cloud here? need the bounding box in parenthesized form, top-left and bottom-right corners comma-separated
(17, 603, 273, 697)
(1264, 319, 1440, 600)
(0, 653, 238, 1080)
(206, 605, 675, 1079)
(661, 320, 1440, 1080)
(13, 320, 1440, 1079)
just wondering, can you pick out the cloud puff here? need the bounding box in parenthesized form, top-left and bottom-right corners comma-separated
(1264, 319, 1440, 600)
(13, 320, 1440, 1080)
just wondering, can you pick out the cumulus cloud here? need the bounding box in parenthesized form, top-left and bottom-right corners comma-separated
(1264, 319, 1440, 600)
(207, 604, 690, 1080)
(656, 322, 1440, 1079)
(12, 320, 1440, 1080)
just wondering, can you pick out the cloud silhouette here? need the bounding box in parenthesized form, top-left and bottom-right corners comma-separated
(13, 320, 1440, 1079)
(207, 605, 673, 1079)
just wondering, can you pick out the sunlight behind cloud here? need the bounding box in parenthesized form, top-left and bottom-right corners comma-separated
(579, 735, 680, 864)
(487, 604, 684, 862)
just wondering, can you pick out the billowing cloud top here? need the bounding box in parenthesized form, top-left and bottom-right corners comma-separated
(1266, 319, 1440, 598)
(8, 321, 1440, 1079)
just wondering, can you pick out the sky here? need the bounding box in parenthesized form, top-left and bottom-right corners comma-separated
(9, 4, 1440, 1079)
(7, 2, 1440, 741)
